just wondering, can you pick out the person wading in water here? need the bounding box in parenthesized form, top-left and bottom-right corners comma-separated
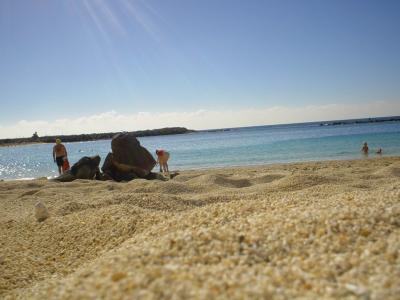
(361, 142, 369, 155)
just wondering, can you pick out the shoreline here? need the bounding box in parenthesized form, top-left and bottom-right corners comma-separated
(0, 155, 396, 182)
(1, 156, 399, 299)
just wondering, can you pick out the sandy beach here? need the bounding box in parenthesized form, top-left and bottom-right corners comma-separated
(1, 157, 399, 299)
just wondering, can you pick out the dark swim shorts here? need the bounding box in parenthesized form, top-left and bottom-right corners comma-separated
(56, 156, 65, 167)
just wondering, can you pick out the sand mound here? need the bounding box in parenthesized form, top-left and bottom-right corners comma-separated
(1, 205, 144, 293)
(252, 173, 286, 184)
(1, 157, 400, 299)
(268, 174, 333, 192)
(186, 174, 252, 188)
(130, 181, 205, 195)
(57, 201, 96, 216)
(374, 162, 400, 177)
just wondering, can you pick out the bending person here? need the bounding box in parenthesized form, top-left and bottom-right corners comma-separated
(156, 149, 170, 173)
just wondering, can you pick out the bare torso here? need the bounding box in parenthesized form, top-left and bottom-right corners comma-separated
(53, 144, 67, 157)
(362, 145, 368, 154)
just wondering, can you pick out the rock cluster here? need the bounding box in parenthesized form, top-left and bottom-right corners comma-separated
(54, 134, 157, 182)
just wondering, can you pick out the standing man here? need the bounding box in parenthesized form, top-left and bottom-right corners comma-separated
(53, 138, 68, 174)
(156, 149, 170, 174)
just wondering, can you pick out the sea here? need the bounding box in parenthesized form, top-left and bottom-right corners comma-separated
(1, 120, 400, 180)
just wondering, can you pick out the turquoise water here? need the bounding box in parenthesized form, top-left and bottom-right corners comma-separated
(1, 121, 400, 180)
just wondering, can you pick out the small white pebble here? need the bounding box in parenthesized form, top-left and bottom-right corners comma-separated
(345, 283, 369, 296)
(35, 201, 49, 222)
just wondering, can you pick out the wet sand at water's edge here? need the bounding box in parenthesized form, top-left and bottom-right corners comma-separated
(1, 157, 399, 299)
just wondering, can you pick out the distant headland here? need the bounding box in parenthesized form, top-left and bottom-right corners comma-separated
(318, 116, 400, 126)
(0, 127, 195, 147)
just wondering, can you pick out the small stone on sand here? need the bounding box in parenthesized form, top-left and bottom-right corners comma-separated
(34, 201, 49, 222)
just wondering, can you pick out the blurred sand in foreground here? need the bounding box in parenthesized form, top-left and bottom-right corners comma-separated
(1, 157, 399, 299)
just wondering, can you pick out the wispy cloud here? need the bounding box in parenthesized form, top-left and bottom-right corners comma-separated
(0, 101, 399, 139)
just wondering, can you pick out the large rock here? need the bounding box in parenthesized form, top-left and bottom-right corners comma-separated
(54, 155, 101, 182)
(101, 133, 156, 181)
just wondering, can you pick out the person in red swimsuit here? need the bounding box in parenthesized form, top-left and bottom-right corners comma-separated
(156, 149, 170, 173)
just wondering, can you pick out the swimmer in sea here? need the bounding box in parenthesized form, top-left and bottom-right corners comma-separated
(361, 142, 369, 155)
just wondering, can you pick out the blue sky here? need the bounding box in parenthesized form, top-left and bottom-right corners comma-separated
(0, 0, 400, 137)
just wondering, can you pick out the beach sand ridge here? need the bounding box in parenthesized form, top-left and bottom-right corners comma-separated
(1, 157, 399, 299)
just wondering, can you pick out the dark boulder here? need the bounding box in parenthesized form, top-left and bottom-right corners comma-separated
(101, 133, 156, 181)
(54, 155, 101, 182)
